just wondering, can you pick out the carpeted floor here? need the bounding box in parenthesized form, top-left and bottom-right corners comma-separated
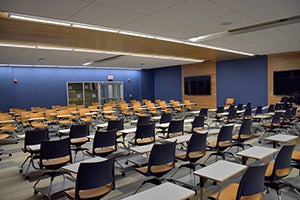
(1, 117, 300, 200)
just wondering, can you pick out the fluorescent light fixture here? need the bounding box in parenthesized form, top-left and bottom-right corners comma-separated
(82, 62, 94, 66)
(187, 32, 228, 42)
(128, 53, 204, 62)
(184, 42, 255, 56)
(130, 53, 154, 58)
(105, 51, 131, 56)
(36, 46, 73, 51)
(119, 31, 155, 39)
(9, 13, 71, 26)
(198, 43, 255, 56)
(72, 24, 118, 33)
(155, 36, 183, 44)
(0, 43, 36, 49)
(73, 48, 105, 54)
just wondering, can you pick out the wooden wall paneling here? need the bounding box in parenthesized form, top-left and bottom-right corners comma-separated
(268, 51, 300, 105)
(181, 62, 216, 109)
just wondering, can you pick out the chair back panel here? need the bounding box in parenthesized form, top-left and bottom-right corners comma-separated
(199, 108, 208, 118)
(160, 113, 172, 124)
(271, 112, 282, 125)
(239, 119, 252, 136)
(40, 137, 72, 169)
(227, 109, 236, 121)
(93, 129, 117, 156)
(167, 119, 184, 137)
(267, 104, 275, 113)
(255, 106, 263, 115)
(216, 106, 224, 114)
(135, 123, 155, 142)
(243, 107, 252, 119)
(76, 158, 115, 199)
(149, 141, 176, 167)
(217, 124, 234, 149)
(137, 115, 151, 125)
(191, 116, 205, 132)
(273, 144, 295, 179)
(107, 119, 124, 131)
(70, 124, 89, 139)
(237, 164, 268, 199)
(24, 128, 49, 147)
(187, 131, 208, 162)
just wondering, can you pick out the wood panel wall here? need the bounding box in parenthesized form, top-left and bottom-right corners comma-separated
(181, 62, 216, 109)
(268, 51, 300, 105)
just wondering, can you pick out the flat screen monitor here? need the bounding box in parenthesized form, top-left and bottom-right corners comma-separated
(184, 76, 211, 95)
(273, 70, 300, 95)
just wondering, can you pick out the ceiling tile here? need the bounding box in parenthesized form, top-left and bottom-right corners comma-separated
(70, 3, 144, 28)
(0, 47, 23, 63)
(202, 36, 264, 55)
(153, 0, 232, 24)
(40, 51, 114, 66)
(235, 28, 295, 45)
(159, 25, 213, 40)
(242, 0, 300, 22)
(277, 23, 300, 39)
(120, 16, 183, 35)
(91, 55, 192, 69)
(7, 48, 57, 65)
(194, 13, 258, 33)
(94, 0, 185, 15)
(0, 0, 90, 20)
(208, 0, 278, 11)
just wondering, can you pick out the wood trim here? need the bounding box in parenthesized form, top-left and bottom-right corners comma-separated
(0, 16, 249, 62)
(268, 51, 300, 105)
(181, 62, 216, 109)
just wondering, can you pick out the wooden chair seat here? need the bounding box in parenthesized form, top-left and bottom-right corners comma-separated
(265, 163, 291, 177)
(65, 183, 113, 199)
(93, 146, 116, 154)
(0, 133, 9, 140)
(71, 137, 89, 144)
(136, 162, 175, 174)
(136, 137, 154, 144)
(42, 155, 70, 166)
(292, 150, 300, 160)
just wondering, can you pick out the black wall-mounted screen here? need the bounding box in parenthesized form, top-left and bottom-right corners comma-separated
(184, 76, 211, 95)
(273, 70, 300, 95)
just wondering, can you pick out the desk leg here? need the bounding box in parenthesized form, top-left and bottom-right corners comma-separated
(242, 156, 248, 165)
(272, 141, 277, 148)
(200, 177, 207, 200)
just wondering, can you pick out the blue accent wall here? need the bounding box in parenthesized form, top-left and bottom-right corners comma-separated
(0, 66, 141, 112)
(154, 66, 182, 102)
(141, 69, 155, 101)
(216, 56, 268, 107)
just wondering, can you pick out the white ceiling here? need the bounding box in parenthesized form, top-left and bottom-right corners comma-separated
(0, 0, 300, 69)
